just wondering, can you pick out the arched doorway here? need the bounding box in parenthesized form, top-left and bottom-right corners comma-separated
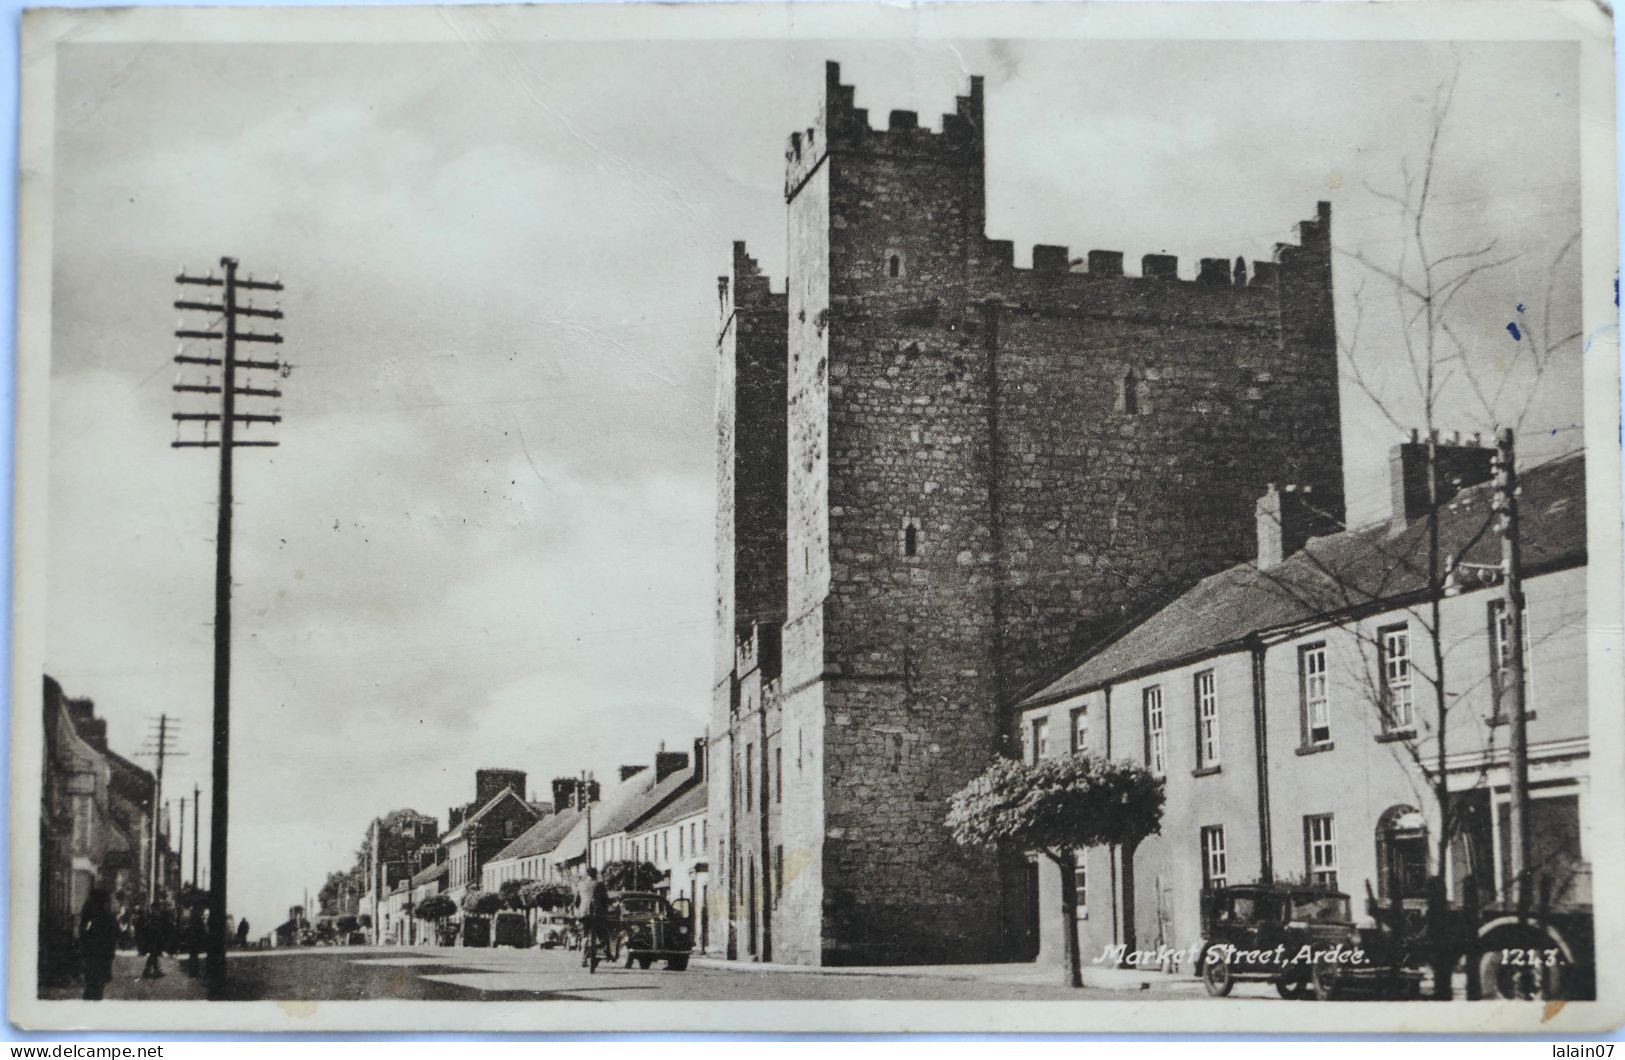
(1375, 805, 1429, 902)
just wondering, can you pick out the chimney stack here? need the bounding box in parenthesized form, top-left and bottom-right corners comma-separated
(475, 768, 527, 808)
(1389, 432, 1495, 528)
(551, 777, 577, 814)
(1256, 484, 1324, 569)
(655, 750, 690, 783)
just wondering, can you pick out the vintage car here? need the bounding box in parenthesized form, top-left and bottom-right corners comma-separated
(607, 891, 694, 971)
(1197, 883, 1371, 999)
(460, 915, 491, 948)
(492, 910, 530, 948)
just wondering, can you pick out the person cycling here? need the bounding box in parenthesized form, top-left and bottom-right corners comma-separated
(577, 867, 612, 973)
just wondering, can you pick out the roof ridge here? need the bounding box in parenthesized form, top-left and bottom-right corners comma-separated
(1017, 451, 1586, 705)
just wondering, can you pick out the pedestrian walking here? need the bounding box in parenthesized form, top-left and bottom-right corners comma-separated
(184, 907, 205, 978)
(236, 917, 251, 949)
(138, 899, 171, 980)
(77, 889, 118, 1000)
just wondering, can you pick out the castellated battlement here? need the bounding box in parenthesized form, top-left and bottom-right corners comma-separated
(965, 201, 1332, 328)
(717, 239, 784, 335)
(980, 201, 1329, 287)
(785, 61, 983, 199)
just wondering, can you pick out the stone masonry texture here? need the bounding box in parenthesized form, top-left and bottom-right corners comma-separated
(713, 62, 1345, 966)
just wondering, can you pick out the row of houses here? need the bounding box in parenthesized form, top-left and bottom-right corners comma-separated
(350, 740, 713, 950)
(1012, 443, 1591, 971)
(332, 444, 1587, 973)
(40, 676, 183, 983)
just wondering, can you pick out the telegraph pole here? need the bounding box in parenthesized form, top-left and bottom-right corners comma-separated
(136, 714, 181, 904)
(178, 796, 185, 893)
(1493, 427, 1532, 909)
(192, 784, 201, 888)
(579, 771, 595, 869)
(173, 257, 286, 992)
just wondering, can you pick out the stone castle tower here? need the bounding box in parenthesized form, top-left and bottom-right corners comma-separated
(712, 62, 1344, 966)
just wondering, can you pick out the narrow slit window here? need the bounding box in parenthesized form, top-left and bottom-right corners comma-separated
(1119, 369, 1140, 414)
(900, 516, 922, 559)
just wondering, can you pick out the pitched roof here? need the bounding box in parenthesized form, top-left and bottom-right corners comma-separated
(410, 861, 447, 887)
(488, 807, 583, 864)
(1021, 452, 1586, 706)
(594, 767, 697, 837)
(442, 788, 534, 843)
(632, 781, 706, 834)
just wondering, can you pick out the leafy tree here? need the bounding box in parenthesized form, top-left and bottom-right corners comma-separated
(601, 860, 661, 892)
(522, 880, 576, 912)
(461, 888, 502, 917)
(317, 869, 361, 916)
(414, 894, 456, 924)
(498, 878, 534, 910)
(947, 754, 1165, 988)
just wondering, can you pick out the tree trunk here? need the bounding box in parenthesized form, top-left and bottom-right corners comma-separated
(1052, 851, 1083, 988)
(1120, 839, 1140, 964)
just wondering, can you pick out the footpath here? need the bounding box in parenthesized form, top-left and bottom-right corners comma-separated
(41, 953, 212, 1002)
(691, 955, 1204, 993)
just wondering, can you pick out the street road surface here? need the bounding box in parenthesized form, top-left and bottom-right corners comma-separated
(45, 946, 1228, 1002)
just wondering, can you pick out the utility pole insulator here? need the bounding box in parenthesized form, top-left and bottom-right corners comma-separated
(1495, 426, 1533, 914)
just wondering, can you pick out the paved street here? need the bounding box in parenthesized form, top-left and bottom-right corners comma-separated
(44, 946, 1226, 1002)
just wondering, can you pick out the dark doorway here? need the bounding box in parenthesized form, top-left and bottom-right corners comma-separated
(1376, 804, 1429, 902)
(997, 855, 1041, 961)
(747, 857, 758, 958)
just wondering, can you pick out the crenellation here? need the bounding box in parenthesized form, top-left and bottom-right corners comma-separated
(1031, 244, 1070, 273)
(1197, 257, 1232, 285)
(730, 240, 780, 305)
(786, 62, 984, 201)
(1087, 249, 1124, 277)
(1142, 253, 1179, 280)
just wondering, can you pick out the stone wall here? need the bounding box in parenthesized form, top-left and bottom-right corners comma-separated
(719, 62, 1344, 965)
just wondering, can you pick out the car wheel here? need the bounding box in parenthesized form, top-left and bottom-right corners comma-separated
(637, 956, 653, 970)
(1275, 976, 1311, 1000)
(1311, 958, 1344, 1001)
(1203, 949, 1235, 998)
(666, 956, 689, 972)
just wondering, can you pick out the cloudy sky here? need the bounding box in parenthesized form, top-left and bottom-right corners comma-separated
(44, 34, 1583, 931)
